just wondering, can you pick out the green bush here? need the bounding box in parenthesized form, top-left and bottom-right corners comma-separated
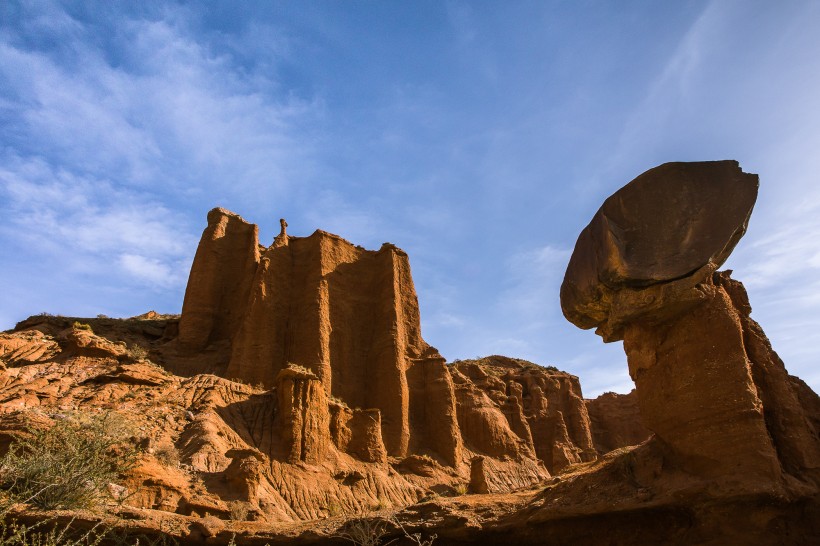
(0, 411, 139, 510)
(127, 344, 149, 361)
(71, 322, 92, 332)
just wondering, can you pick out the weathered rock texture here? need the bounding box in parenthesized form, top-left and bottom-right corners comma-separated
(549, 160, 820, 543)
(451, 356, 598, 474)
(561, 160, 758, 342)
(585, 389, 650, 455)
(182, 209, 433, 460)
(1, 317, 575, 527)
(178, 208, 259, 353)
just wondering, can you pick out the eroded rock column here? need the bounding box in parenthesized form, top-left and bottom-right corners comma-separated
(559, 160, 819, 487)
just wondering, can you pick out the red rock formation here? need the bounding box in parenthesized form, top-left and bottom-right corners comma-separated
(345, 409, 388, 464)
(206, 226, 430, 459)
(175, 209, 551, 489)
(452, 356, 597, 473)
(561, 160, 758, 341)
(274, 365, 329, 465)
(406, 355, 463, 467)
(178, 208, 259, 353)
(561, 160, 820, 493)
(585, 390, 650, 454)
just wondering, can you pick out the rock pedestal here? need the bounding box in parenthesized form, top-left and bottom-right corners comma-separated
(561, 160, 820, 490)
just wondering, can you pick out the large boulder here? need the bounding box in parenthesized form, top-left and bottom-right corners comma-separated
(560, 160, 758, 341)
(561, 160, 820, 492)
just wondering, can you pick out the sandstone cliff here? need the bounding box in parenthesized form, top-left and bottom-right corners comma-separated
(5, 168, 816, 545)
(451, 356, 599, 473)
(585, 390, 649, 455)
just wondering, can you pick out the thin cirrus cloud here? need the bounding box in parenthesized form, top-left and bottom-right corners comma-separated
(0, 2, 323, 325)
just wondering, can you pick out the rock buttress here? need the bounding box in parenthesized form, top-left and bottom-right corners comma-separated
(274, 366, 330, 464)
(407, 355, 463, 467)
(224, 231, 422, 457)
(178, 208, 259, 353)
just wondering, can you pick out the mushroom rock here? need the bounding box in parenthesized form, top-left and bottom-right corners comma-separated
(561, 160, 758, 342)
(561, 160, 820, 490)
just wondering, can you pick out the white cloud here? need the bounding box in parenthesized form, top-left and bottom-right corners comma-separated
(0, 152, 193, 289)
(303, 190, 382, 247)
(501, 244, 570, 316)
(0, 1, 329, 321)
(0, 2, 322, 210)
(119, 253, 185, 288)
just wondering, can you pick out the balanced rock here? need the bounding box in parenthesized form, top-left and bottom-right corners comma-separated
(561, 160, 820, 491)
(560, 160, 758, 341)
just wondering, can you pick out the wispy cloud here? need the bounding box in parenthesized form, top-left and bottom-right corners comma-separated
(0, 2, 322, 205)
(0, 152, 193, 286)
(501, 244, 569, 318)
(0, 1, 325, 322)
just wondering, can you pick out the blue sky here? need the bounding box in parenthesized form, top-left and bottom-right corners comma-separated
(1, 1, 819, 397)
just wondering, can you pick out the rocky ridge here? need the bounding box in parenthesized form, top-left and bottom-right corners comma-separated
(1, 160, 818, 545)
(0, 208, 648, 542)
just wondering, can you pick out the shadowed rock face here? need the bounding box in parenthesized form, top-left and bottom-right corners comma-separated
(561, 160, 820, 492)
(585, 390, 649, 455)
(561, 160, 758, 342)
(178, 209, 260, 352)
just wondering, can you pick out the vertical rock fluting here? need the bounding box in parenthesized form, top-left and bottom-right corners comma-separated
(219, 230, 423, 457)
(560, 160, 820, 489)
(176, 208, 555, 491)
(407, 356, 463, 467)
(179, 213, 458, 464)
(275, 366, 329, 464)
(178, 208, 260, 353)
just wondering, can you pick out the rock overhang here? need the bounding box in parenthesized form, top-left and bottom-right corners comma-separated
(560, 160, 758, 341)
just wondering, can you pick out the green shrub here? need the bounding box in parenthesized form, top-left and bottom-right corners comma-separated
(71, 322, 92, 332)
(0, 411, 139, 510)
(127, 344, 149, 361)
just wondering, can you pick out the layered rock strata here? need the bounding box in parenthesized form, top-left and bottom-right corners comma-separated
(451, 356, 598, 473)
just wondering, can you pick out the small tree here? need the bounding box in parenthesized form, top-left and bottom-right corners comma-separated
(0, 411, 139, 510)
